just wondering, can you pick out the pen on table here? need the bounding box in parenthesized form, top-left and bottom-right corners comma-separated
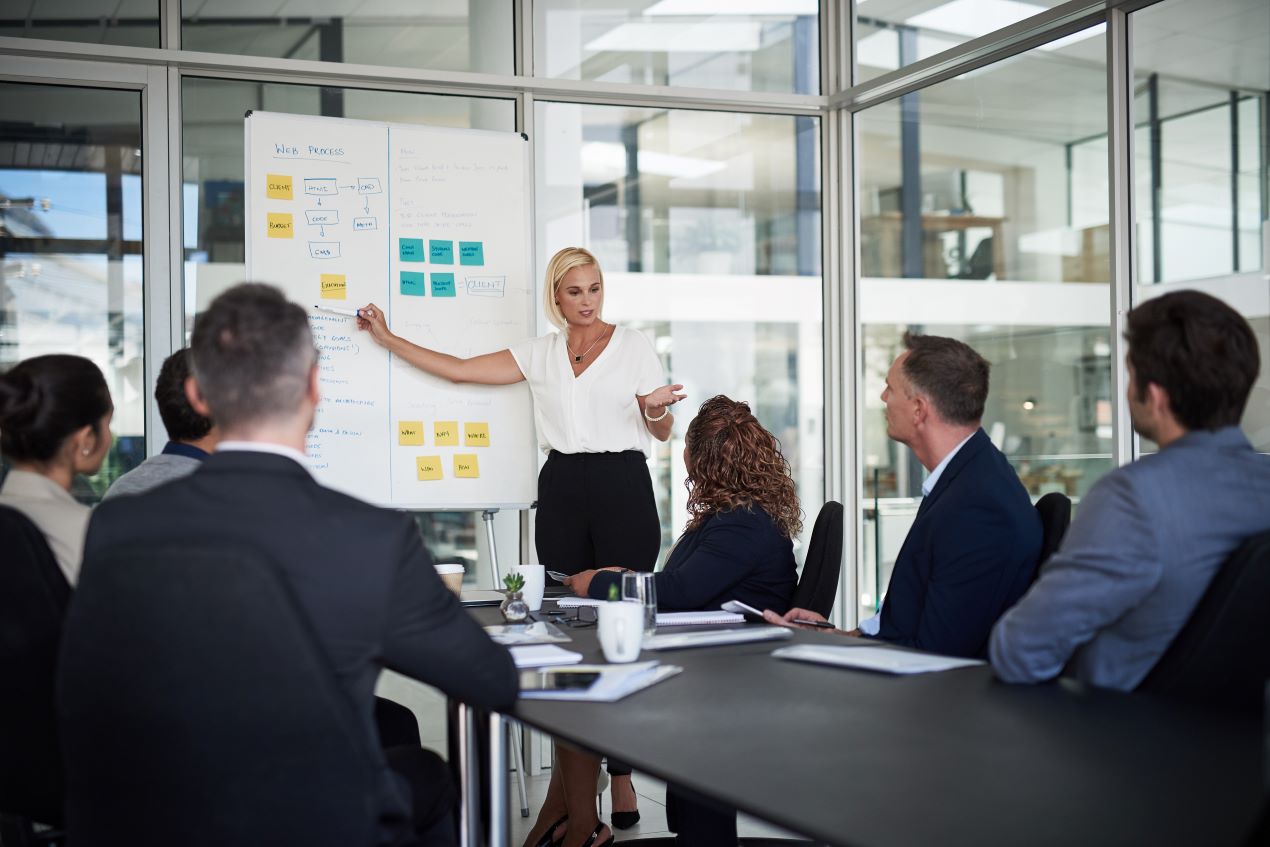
(792, 618, 836, 629)
(313, 305, 362, 318)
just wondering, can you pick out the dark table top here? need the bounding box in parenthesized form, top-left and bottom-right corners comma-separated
(473, 603, 1265, 847)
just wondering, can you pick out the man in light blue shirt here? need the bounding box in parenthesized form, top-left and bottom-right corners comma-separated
(990, 290, 1270, 690)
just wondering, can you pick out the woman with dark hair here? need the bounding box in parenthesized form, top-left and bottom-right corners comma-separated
(0, 354, 114, 583)
(531, 396, 800, 847)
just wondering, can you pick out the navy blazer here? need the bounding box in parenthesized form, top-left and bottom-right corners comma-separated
(590, 505, 797, 614)
(875, 428, 1041, 658)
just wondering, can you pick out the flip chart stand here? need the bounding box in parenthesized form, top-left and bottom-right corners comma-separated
(482, 508, 500, 587)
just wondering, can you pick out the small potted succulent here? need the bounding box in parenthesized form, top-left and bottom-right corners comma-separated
(500, 572, 529, 622)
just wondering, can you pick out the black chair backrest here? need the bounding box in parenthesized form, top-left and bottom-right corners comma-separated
(1033, 492, 1071, 576)
(0, 505, 70, 826)
(792, 501, 844, 618)
(58, 543, 383, 846)
(1136, 530, 1270, 711)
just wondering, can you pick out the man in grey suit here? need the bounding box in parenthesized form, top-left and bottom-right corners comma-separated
(990, 289, 1270, 690)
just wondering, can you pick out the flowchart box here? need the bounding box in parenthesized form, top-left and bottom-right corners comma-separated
(356, 177, 383, 194)
(465, 276, 506, 297)
(353, 217, 378, 231)
(305, 209, 340, 225)
(303, 178, 338, 196)
(308, 241, 341, 259)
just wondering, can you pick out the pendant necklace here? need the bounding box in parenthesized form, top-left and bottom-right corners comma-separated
(568, 324, 611, 363)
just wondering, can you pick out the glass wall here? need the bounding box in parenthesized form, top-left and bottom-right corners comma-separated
(535, 101, 824, 559)
(1131, 0, 1270, 451)
(856, 0, 1085, 82)
(0, 80, 146, 500)
(181, 1, 513, 75)
(855, 29, 1112, 620)
(0, 2, 160, 48)
(535, 1, 819, 94)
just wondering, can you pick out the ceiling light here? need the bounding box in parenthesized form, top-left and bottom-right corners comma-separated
(644, 0, 819, 14)
(586, 20, 762, 53)
(581, 142, 726, 180)
(907, 0, 1047, 39)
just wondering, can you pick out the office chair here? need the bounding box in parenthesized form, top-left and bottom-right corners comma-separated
(791, 501, 844, 618)
(1136, 529, 1270, 712)
(0, 506, 70, 845)
(58, 542, 384, 846)
(1033, 492, 1071, 578)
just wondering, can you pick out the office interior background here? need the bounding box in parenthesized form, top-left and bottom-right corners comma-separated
(0, 0, 1266, 628)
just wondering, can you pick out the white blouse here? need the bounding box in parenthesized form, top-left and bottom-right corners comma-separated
(510, 325, 666, 456)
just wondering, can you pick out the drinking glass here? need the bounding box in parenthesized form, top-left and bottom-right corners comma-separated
(621, 571, 657, 636)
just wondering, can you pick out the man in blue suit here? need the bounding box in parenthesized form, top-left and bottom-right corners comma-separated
(990, 290, 1270, 690)
(769, 333, 1041, 658)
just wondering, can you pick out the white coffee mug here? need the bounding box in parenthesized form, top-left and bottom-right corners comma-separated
(512, 564, 545, 611)
(597, 601, 644, 663)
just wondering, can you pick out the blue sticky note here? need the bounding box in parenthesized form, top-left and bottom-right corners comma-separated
(430, 240, 454, 264)
(459, 241, 485, 266)
(399, 238, 425, 262)
(431, 273, 456, 297)
(400, 272, 426, 296)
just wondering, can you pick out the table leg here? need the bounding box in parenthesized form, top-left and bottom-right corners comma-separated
(457, 703, 482, 847)
(488, 712, 509, 847)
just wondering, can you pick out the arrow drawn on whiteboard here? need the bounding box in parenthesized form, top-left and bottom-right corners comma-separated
(319, 225, 325, 237)
(316, 197, 322, 207)
(363, 196, 369, 213)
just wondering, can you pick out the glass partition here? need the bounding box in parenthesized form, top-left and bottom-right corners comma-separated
(181, 0, 513, 75)
(536, 101, 824, 562)
(856, 28, 1112, 620)
(0, 2, 159, 48)
(535, 1, 819, 94)
(1131, 0, 1270, 453)
(0, 81, 146, 500)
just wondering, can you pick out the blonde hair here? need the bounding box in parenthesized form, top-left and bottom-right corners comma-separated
(543, 247, 604, 330)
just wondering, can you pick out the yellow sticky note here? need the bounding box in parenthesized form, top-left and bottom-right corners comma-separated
(320, 274, 346, 300)
(266, 174, 293, 200)
(415, 456, 443, 481)
(398, 421, 424, 446)
(267, 212, 293, 238)
(454, 454, 480, 479)
(434, 421, 459, 447)
(464, 422, 491, 447)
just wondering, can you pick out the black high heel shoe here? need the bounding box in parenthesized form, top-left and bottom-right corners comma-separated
(532, 815, 568, 847)
(578, 823, 612, 847)
(611, 809, 640, 829)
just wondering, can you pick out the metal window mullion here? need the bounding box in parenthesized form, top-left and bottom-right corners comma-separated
(515, 0, 532, 79)
(167, 66, 184, 353)
(836, 107, 862, 630)
(161, 0, 180, 50)
(142, 65, 175, 458)
(1107, 7, 1136, 468)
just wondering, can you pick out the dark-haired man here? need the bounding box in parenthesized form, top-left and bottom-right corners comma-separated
(770, 333, 1041, 658)
(84, 283, 517, 845)
(103, 348, 218, 499)
(990, 290, 1270, 689)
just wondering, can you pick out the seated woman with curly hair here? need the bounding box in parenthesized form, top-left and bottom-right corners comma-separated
(569, 393, 801, 613)
(554, 394, 802, 847)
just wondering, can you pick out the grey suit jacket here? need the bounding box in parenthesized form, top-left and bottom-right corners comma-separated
(990, 426, 1270, 690)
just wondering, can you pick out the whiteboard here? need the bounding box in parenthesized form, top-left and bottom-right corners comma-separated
(245, 111, 536, 509)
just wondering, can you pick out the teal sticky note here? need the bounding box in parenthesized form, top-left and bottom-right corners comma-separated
(459, 242, 485, 266)
(399, 238, 425, 262)
(431, 273, 456, 297)
(430, 240, 454, 264)
(400, 272, 426, 296)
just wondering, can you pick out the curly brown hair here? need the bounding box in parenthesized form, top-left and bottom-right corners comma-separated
(683, 395, 802, 539)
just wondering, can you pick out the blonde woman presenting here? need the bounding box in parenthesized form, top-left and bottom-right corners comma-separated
(358, 244, 681, 572)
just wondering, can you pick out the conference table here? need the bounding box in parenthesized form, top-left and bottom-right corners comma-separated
(455, 601, 1266, 847)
